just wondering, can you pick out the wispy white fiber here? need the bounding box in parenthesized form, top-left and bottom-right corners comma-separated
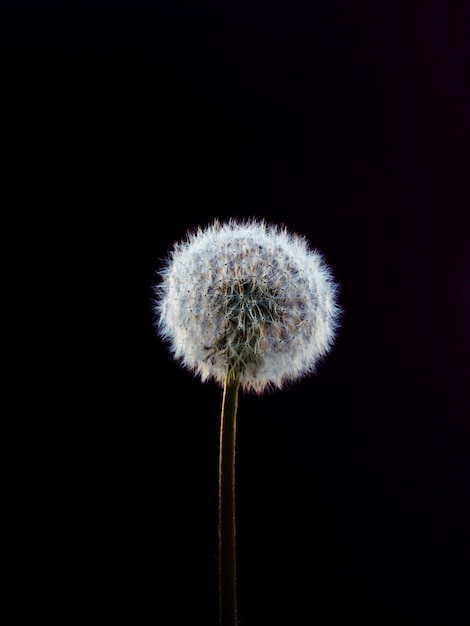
(154, 218, 341, 394)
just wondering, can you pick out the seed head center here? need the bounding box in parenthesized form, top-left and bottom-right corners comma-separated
(207, 278, 283, 374)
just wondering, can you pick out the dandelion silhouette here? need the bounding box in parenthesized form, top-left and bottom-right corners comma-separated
(155, 218, 341, 625)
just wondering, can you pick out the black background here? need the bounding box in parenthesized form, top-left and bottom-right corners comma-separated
(3, 1, 469, 623)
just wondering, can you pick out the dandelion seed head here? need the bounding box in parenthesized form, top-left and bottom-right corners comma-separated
(154, 218, 341, 394)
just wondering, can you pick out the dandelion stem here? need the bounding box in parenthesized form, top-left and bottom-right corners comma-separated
(218, 371, 240, 626)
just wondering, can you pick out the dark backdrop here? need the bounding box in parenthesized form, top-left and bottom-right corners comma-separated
(3, 1, 469, 623)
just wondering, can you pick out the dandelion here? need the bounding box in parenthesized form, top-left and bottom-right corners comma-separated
(156, 218, 340, 393)
(154, 218, 341, 625)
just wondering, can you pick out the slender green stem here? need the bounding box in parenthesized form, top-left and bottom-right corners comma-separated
(218, 371, 240, 626)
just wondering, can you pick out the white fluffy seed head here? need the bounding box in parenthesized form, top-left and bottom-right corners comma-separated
(154, 218, 341, 394)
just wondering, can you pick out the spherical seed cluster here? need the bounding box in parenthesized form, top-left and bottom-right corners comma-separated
(155, 219, 341, 394)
